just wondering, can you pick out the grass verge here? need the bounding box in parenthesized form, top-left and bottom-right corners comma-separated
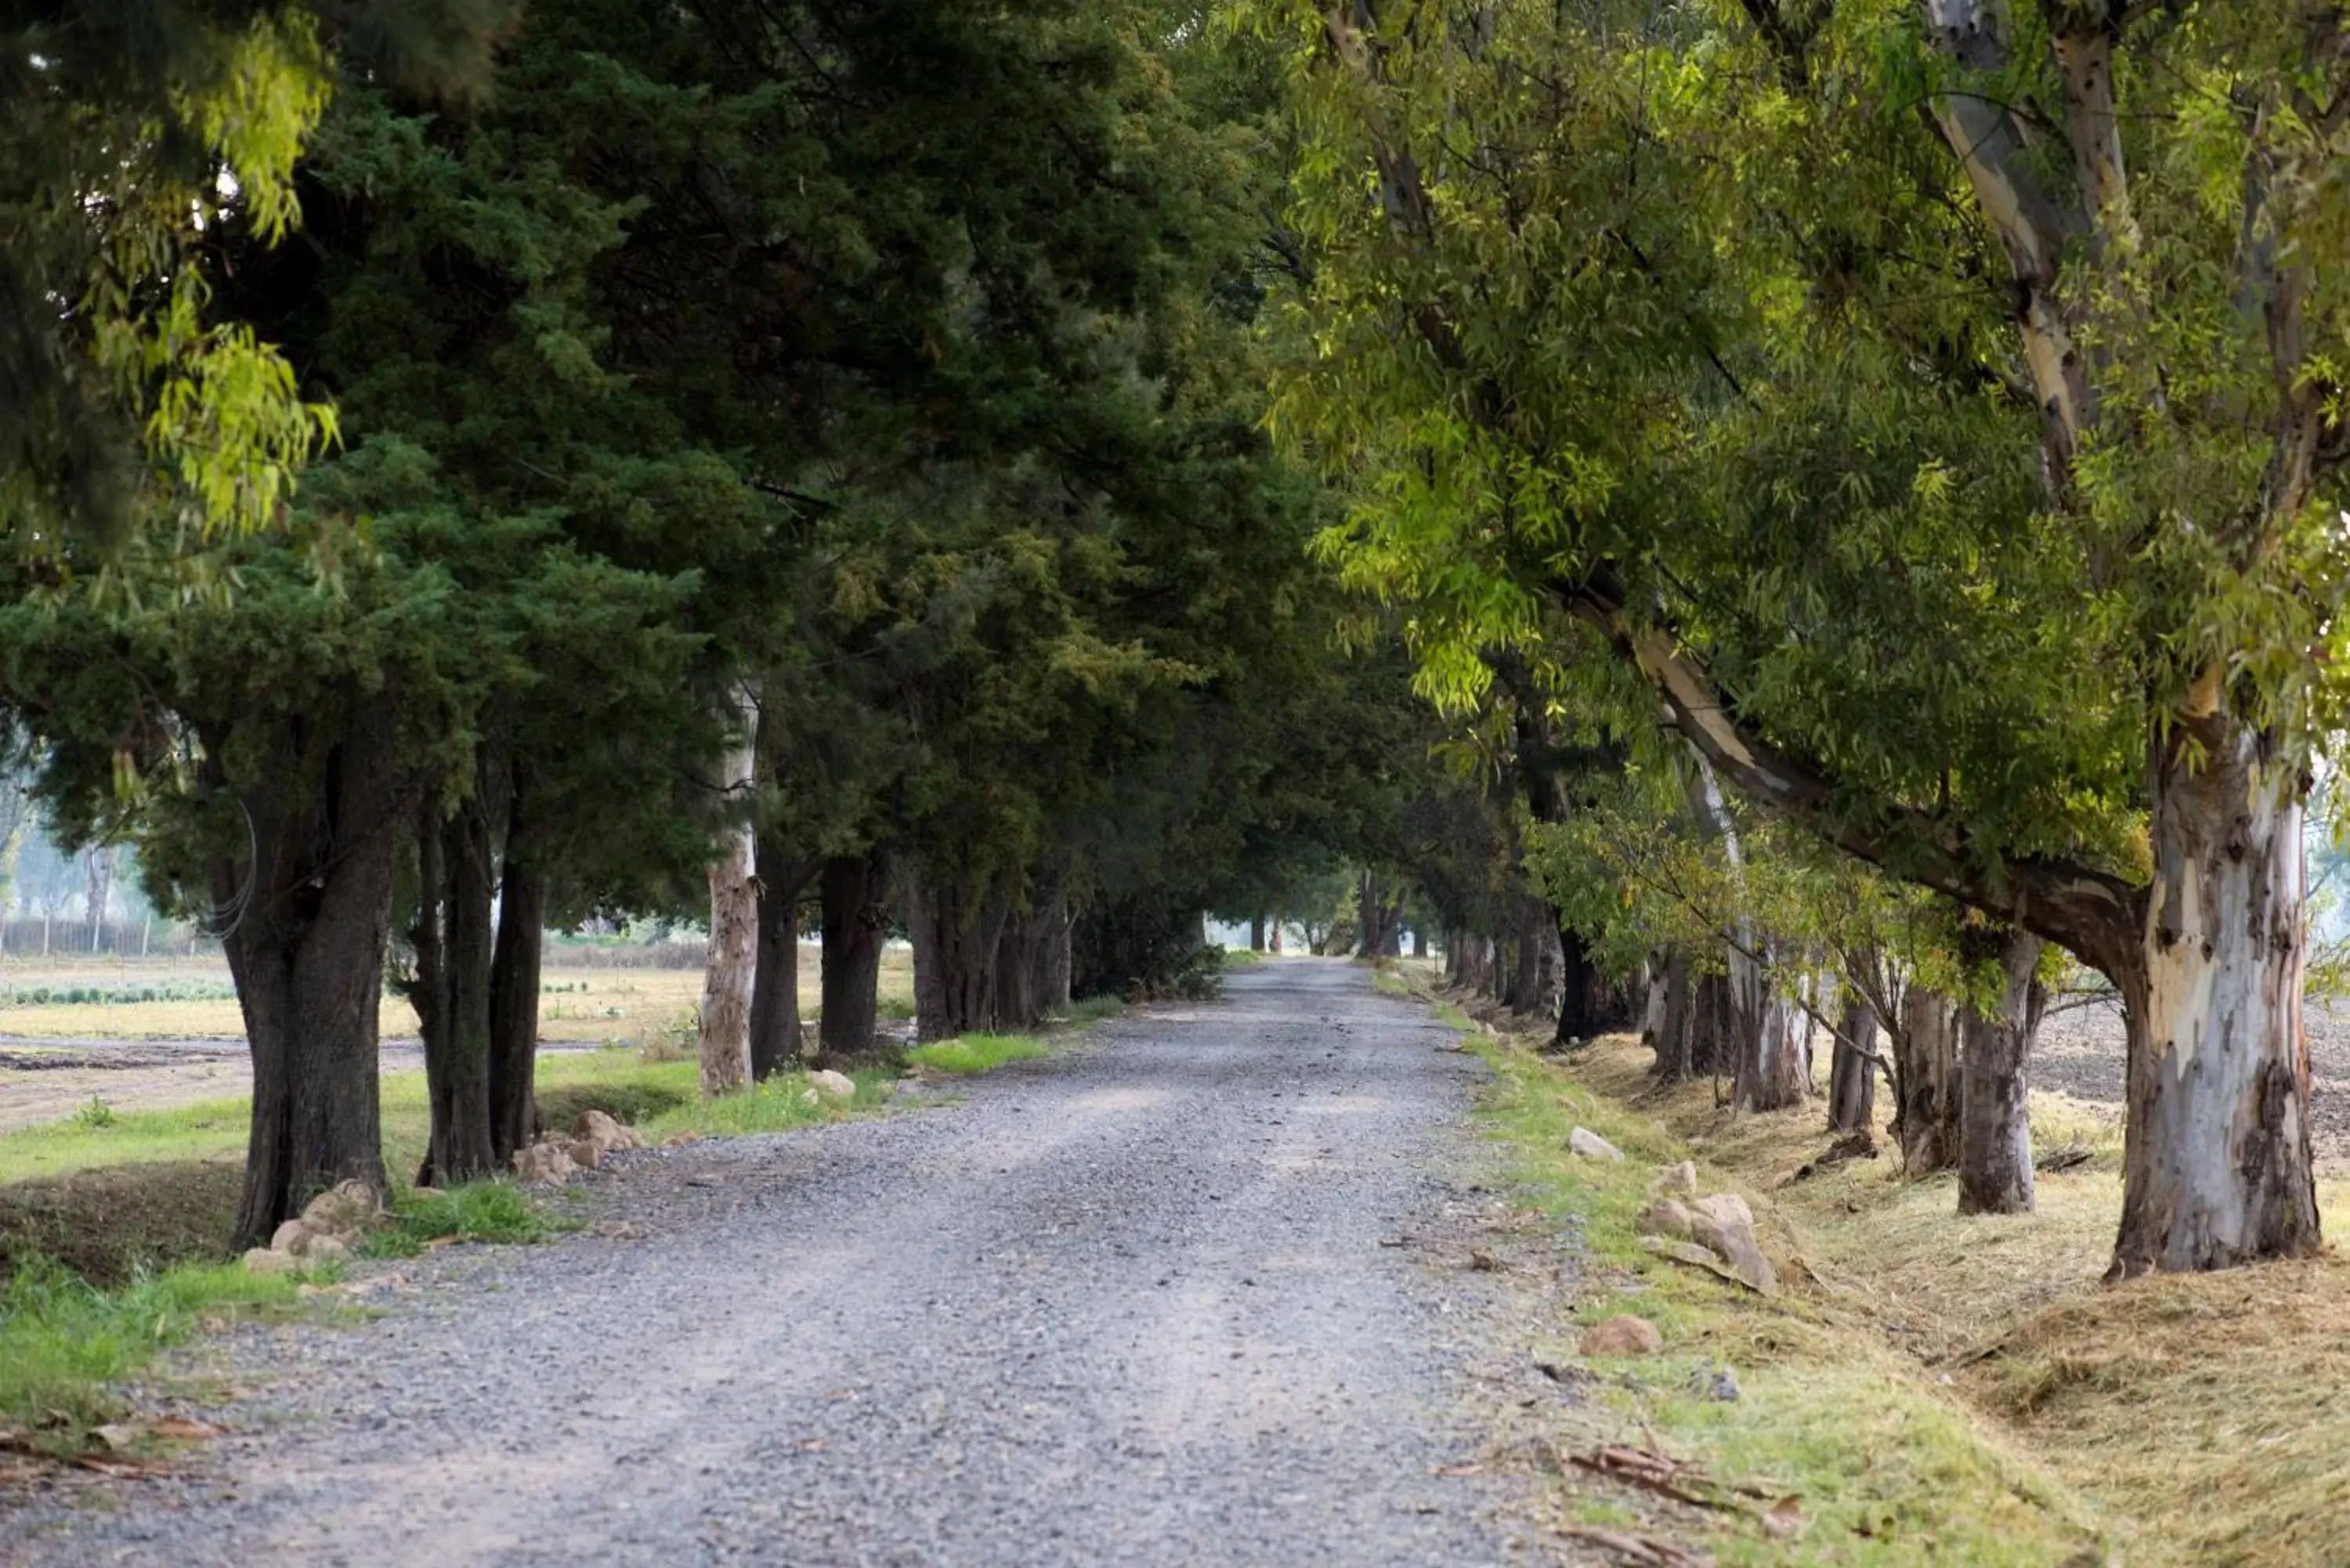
(0, 1254, 306, 1449)
(367, 1181, 562, 1258)
(905, 1034, 1054, 1076)
(1483, 1022, 2350, 1567)
(1471, 1031, 2107, 1566)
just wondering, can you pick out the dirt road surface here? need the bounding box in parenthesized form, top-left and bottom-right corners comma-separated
(5, 961, 1585, 1567)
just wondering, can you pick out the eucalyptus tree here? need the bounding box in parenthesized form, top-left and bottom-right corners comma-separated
(1253, 0, 2350, 1274)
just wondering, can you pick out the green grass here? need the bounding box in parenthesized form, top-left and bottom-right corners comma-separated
(0, 1096, 255, 1184)
(1469, 1033, 2106, 1565)
(367, 1181, 562, 1257)
(0, 1253, 306, 1447)
(1058, 994, 1123, 1027)
(639, 1065, 898, 1140)
(905, 1033, 1054, 1076)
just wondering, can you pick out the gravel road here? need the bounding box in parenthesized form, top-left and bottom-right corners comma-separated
(6, 960, 1581, 1567)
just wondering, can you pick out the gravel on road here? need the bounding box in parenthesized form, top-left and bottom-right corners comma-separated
(5, 959, 1585, 1567)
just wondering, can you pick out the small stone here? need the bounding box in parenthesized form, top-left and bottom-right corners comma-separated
(302, 1234, 349, 1261)
(269, 1219, 312, 1254)
(1567, 1126, 1625, 1162)
(568, 1140, 604, 1171)
(1708, 1367, 1741, 1402)
(1687, 1191, 1777, 1293)
(299, 1178, 381, 1236)
(573, 1109, 642, 1154)
(1651, 1160, 1698, 1199)
(808, 1068, 856, 1099)
(1691, 1191, 1755, 1229)
(243, 1246, 296, 1274)
(1637, 1199, 1694, 1241)
(1579, 1314, 1664, 1357)
(512, 1141, 577, 1185)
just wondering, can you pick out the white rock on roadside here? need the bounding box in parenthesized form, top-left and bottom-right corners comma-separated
(1567, 1126, 1625, 1162)
(808, 1068, 856, 1099)
(242, 1246, 296, 1274)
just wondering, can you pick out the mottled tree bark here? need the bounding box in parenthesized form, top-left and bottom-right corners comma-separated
(699, 691, 758, 1097)
(1827, 996, 1879, 1135)
(1893, 987, 1962, 1175)
(2111, 714, 2320, 1274)
(1958, 928, 2044, 1216)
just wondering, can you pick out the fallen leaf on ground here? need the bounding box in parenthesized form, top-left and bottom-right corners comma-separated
(1468, 1250, 1503, 1272)
(90, 1424, 137, 1452)
(73, 1455, 169, 1479)
(150, 1418, 222, 1441)
(1431, 1462, 1484, 1476)
(1759, 1496, 1804, 1538)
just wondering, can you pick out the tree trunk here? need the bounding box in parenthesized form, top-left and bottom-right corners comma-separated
(2110, 714, 2321, 1275)
(1689, 970, 1734, 1082)
(414, 799, 497, 1188)
(1958, 928, 2043, 1216)
(699, 692, 758, 1097)
(1828, 996, 1880, 1135)
(1649, 950, 1694, 1078)
(1412, 927, 1426, 959)
(908, 867, 1007, 1041)
(1554, 923, 1622, 1047)
(993, 912, 1038, 1031)
(749, 829, 813, 1081)
(1893, 986, 1962, 1175)
(818, 849, 889, 1063)
(1734, 968, 1809, 1111)
(1355, 869, 1406, 958)
(486, 826, 544, 1164)
(1015, 874, 1071, 1020)
(1508, 896, 1549, 1014)
(1679, 748, 1804, 1109)
(218, 701, 403, 1252)
(1249, 914, 1265, 952)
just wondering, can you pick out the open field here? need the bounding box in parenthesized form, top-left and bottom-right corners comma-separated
(0, 946, 917, 1135)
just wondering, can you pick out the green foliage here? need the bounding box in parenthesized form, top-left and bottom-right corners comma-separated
(68, 1097, 118, 1131)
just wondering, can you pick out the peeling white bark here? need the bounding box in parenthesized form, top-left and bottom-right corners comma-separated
(2113, 717, 2320, 1274)
(699, 687, 758, 1098)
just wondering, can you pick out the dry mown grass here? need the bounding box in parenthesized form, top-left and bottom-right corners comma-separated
(1551, 1028, 2350, 1567)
